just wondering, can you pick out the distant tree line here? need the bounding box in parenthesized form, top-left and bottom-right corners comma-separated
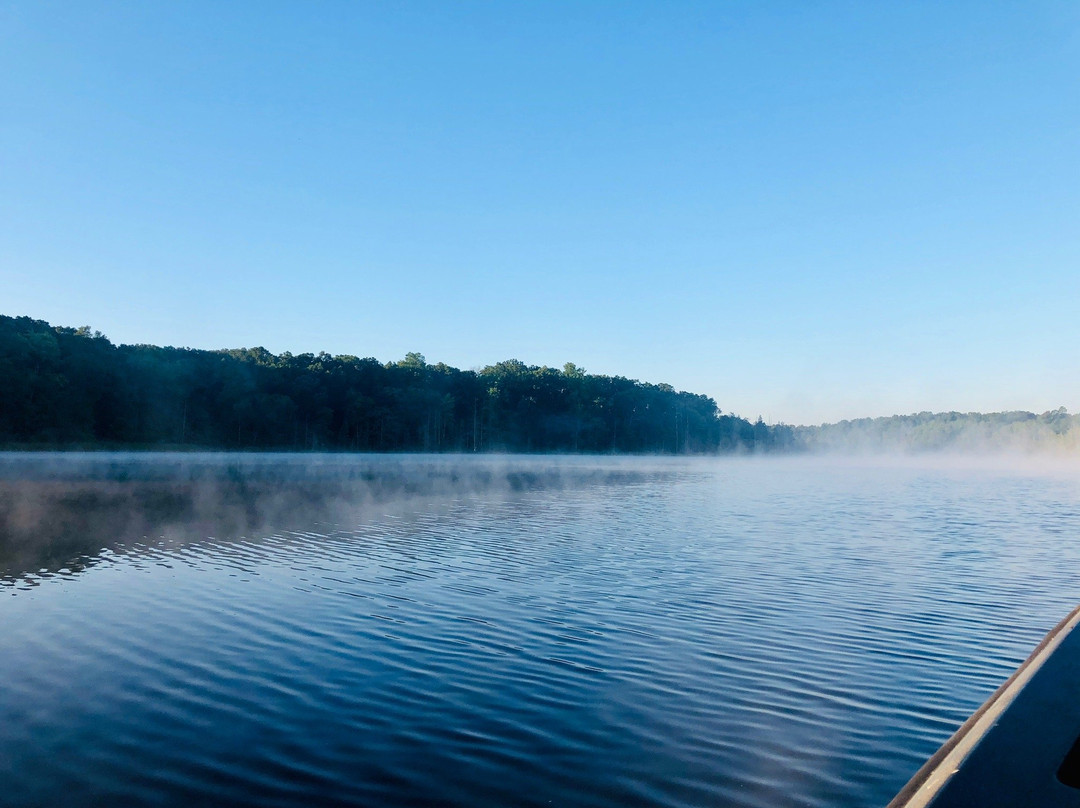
(793, 409, 1080, 453)
(0, 315, 795, 453)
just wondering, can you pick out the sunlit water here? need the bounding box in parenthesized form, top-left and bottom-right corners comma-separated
(2, 454, 1080, 807)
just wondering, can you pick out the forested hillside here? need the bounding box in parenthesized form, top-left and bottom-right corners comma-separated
(0, 315, 793, 453)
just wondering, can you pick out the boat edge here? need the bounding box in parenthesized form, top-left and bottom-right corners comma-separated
(885, 604, 1080, 808)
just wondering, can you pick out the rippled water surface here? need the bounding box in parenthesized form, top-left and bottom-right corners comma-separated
(3, 453, 1080, 807)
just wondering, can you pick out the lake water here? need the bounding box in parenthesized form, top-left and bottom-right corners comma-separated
(2, 453, 1079, 807)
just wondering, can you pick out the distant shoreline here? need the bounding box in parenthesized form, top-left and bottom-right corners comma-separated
(2, 314, 1075, 455)
(0, 315, 793, 455)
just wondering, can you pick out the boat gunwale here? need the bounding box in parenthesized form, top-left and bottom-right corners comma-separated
(886, 603, 1080, 808)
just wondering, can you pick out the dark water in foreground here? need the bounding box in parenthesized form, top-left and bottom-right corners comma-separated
(2, 453, 1079, 808)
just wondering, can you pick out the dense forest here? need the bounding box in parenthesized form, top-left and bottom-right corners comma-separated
(0, 315, 795, 453)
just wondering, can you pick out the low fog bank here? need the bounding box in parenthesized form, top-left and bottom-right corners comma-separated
(0, 453, 682, 580)
(793, 408, 1080, 456)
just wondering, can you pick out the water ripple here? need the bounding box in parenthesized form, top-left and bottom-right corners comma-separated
(2, 455, 1080, 807)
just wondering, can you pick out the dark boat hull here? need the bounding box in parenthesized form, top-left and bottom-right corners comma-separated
(889, 605, 1080, 807)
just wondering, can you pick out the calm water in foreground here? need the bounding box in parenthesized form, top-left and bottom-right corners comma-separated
(2, 453, 1080, 808)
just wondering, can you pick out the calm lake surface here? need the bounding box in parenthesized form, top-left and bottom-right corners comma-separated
(2, 453, 1079, 807)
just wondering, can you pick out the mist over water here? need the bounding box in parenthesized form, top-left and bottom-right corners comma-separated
(0, 453, 671, 580)
(3, 453, 1080, 807)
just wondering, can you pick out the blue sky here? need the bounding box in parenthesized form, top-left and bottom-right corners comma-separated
(2, 1, 1078, 425)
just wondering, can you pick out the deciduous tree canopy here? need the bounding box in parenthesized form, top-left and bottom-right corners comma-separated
(0, 315, 794, 453)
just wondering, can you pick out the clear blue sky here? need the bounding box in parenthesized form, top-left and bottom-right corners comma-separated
(2, 1, 1078, 425)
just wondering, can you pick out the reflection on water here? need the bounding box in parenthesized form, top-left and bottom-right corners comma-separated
(0, 453, 667, 580)
(2, 453, 1079, 807)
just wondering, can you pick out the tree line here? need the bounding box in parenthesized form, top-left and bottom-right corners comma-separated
(0, 315, 795, 453)
(793, 409, 1080, 453)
